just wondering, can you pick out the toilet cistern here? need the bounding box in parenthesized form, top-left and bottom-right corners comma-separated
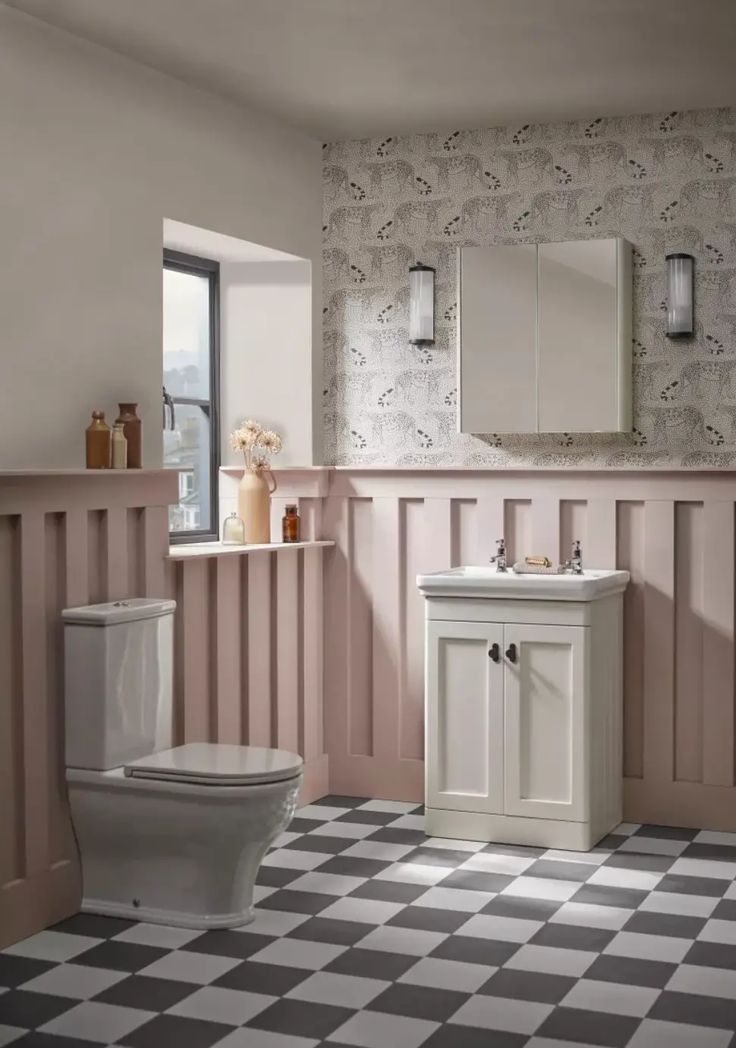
(63, 597, 303, 929)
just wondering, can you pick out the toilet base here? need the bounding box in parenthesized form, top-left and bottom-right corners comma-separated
(67, 765, 302, 932)
(81, 896, 256, 930)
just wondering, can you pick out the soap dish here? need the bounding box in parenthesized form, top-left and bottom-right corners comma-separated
(512, 561, 566, 575)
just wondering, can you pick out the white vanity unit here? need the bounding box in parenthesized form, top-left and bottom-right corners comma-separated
(417, 567, 629, 850)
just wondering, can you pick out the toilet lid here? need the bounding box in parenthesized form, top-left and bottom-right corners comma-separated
(124, 743, 303, 786)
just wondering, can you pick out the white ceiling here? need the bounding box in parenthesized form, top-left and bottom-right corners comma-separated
(6, 0, 736, 140)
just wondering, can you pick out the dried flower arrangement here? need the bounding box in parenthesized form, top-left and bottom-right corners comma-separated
(229, 419, 283, 471)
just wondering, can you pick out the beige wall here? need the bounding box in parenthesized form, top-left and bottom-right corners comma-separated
(0, 6, 322, 468)
(221, 260, 314, 468)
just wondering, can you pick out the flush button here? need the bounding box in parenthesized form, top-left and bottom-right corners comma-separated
(113, 601, 130, 607)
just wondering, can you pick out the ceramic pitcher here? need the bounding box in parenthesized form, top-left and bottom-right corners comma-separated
(238, 468, 277, 543)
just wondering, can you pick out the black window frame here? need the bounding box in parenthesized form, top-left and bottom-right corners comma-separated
(163, 248, 221, 544)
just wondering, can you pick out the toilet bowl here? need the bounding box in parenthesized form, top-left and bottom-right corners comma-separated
(63, 599, 302, 929)
(67, 743, 302, 927)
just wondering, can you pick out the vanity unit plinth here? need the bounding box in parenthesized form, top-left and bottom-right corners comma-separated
(417, 568, 629, 851)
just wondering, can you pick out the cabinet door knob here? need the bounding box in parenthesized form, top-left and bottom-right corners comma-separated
(505, 643, 517, 664)
(488, 643, 500, 663)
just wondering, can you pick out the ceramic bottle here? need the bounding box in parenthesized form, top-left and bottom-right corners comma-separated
(86, 411, 111, 469)
(116, 403, 141, 468)
(111, 423, 127, 469)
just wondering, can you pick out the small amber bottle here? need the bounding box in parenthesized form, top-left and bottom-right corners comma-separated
(86, 410, 111, 469)
(282, 504, 300, 543)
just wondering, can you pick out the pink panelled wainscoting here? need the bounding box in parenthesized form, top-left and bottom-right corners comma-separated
(4, 464, 736, 948)
(173, 468, 330, 802)
(0, 469, 329, 949)
(166, 538, 330, 806)
(0, 471, 177, 948)
(277, 468, 736, 833)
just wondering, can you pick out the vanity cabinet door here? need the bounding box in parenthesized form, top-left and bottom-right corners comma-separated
(503, 624, 588, 821)
(426, 620, 504, 815)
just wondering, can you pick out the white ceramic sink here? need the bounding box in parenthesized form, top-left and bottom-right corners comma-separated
(417, 565, 630, 602)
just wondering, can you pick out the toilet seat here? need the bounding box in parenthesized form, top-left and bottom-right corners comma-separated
(123, 742, 303, 787)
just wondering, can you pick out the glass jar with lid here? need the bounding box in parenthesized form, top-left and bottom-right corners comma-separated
(222, 513, 246, 545)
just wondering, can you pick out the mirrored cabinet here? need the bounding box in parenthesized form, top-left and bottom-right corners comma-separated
(458, 238, 632, 434)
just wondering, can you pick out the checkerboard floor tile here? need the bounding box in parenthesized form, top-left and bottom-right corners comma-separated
(3, 800, 736, 1047)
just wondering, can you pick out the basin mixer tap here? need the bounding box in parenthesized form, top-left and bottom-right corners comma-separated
(490, 538, 507, 573)
(564, 539, 583, 575)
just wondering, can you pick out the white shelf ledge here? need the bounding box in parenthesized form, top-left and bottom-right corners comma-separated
(168, 539, 333, 560)
(0, 469, 174, 478)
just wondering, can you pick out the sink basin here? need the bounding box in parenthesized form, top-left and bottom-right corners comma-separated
(416, 565, 630, 602)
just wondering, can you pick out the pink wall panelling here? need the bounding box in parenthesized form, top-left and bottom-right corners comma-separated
(5, 463, 736, 949)
(0, 471, 177, 949)
(305, 468, 736, 831)
(0, 470, 330, 949)
(167, 541, 328, 805)
(211, 468, 330, 801)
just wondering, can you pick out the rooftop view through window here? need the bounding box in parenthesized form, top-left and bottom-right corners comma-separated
(162, 250, 219, 538)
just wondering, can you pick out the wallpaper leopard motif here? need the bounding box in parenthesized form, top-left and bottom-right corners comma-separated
(322, 107, 736, 467)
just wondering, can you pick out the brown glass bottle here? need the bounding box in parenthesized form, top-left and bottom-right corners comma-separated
(282, 504, 300, 543)
(116, 403, 142, 468)
(86, 410, 111, 469)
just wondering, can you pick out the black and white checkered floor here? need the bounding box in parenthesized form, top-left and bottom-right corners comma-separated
(3, 797, 736, 1048)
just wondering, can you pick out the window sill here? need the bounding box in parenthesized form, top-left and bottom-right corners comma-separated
(167, 539, 334, 560)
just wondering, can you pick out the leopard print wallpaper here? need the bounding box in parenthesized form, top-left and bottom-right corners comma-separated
(322, 107, 736, 467)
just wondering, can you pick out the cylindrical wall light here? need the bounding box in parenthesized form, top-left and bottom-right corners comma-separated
(666, 252, 694, 339)
(409, 262, 435, 345)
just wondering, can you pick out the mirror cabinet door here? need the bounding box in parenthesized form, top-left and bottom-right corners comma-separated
(458, 239, 631, 436)
(538, 239, 629, 433)
(458, 244, 537, 434)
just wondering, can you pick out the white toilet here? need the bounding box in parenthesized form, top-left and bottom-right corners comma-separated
(62, 597, 303, 929)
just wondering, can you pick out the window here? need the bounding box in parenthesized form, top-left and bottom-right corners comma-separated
(163, 249, 220, 541)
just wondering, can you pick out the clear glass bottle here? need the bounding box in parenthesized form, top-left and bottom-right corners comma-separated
(85, 410, 111, 469)
(222, 513, 246, 545)
(282, 504, 300, 543)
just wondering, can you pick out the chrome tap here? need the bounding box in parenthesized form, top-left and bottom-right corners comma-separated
(490, 538, 507, 573)
(564, 539, 583, 575)
(162, 386, 176, 430)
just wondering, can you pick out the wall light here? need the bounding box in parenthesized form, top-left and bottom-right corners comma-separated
(409, 262, 435, 345)
(666, 253, 694, 339)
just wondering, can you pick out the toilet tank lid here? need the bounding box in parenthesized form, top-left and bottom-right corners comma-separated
(62, 598, 176, 625)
